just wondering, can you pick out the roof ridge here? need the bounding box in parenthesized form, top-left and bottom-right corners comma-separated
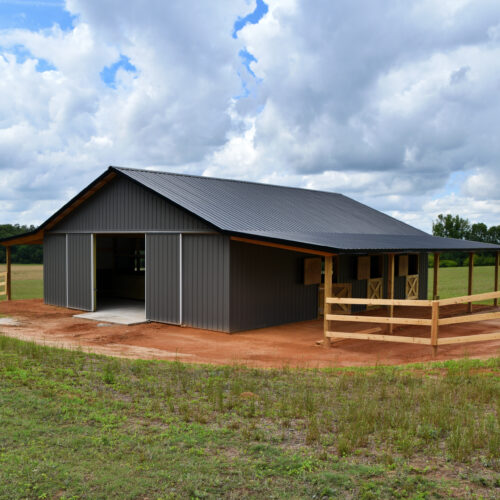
(111, 165, 344, 197)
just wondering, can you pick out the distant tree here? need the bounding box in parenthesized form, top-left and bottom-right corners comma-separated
(469, 222, 489, 243)
(432, 214, 471, 240)
(431, 215, 499, 267)
(487, 225, 500, 244)
(0, 224, 43, 264)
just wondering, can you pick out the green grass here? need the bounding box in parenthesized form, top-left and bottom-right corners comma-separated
(428, 265, 497, 300)
(0, 336, 499, 499)
(0, 264, 43, 302)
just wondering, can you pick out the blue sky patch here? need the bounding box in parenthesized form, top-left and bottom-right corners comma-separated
(100, 55, 137, 88)
(0, 0, 75, 31)
(0, 43, 56, 71)
(233, 0, 268, 38)
(239, 48, 257, 77)
(36, 57, 55, 71)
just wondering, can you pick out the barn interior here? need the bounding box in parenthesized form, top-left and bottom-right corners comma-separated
(95, 234, 145, 318)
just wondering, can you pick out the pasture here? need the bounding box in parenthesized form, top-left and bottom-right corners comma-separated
(0, 264, 43, 302)
(0, 336, 498, 498)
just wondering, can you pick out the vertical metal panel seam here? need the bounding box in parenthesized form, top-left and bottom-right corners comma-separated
(145, 234, 148, 318)
(90, 234, 95, 311)
(65, 234, 69, 307)
(179, 233, 183, 325)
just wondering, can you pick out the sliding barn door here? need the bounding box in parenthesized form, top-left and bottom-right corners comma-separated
(145, 234, 181, 324)
(67, 234, 93, 311)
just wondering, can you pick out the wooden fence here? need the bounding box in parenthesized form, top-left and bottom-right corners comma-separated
(0, 272, 6, 297)
(325, 290, 500, 353)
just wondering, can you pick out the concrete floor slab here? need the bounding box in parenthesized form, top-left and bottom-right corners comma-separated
(74, 300, 147, 325)
(0, 317, 20, 326)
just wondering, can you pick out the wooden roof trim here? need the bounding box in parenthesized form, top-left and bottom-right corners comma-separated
(230, 236, 335, 257)
(1, 233, 44, 246)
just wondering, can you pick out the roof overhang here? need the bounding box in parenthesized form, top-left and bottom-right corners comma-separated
(227, 231, 500, 254)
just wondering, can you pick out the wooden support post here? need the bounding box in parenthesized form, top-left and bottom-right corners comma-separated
(6, 246, 12, 301)
(387, 253, 395, 334)
(323, 255, 333, 346)
(495, 251, 499, 308)
(468, 252, 474, 313)
(431, 300, 439, 357)
(433, 253, 440, 300)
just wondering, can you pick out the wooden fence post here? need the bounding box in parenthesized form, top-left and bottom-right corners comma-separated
(6, 246, 11, 301)
(495, 251, 499, 308)
(387, 253, 395, 334)
(431, 300, 439, 356)
(433, 253, 440, 299)
(324, 255, 333, 346)
(468, 252, 474, 313)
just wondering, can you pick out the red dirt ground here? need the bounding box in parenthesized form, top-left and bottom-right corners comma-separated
(1, 299, 499, 367)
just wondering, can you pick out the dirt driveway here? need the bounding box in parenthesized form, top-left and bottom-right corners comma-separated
(1, 299, 499, 367)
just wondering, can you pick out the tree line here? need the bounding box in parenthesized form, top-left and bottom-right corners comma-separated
(431, 214, 499, 267)
(0, 225, 43, 264)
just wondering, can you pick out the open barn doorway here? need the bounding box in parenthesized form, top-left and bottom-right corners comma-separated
(92, 234, 146, 324)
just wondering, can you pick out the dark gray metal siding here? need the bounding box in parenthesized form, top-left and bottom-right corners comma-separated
(419, 252, 428, 300)
(52, 175, 210, 233)
(337, 254, 367, 313)
(146, 234, 180, 324)
(44, 233, 67, 307)
(229, 241, 318, 332)
(67, 234, 92, 310)
(182, 235, 230, 332)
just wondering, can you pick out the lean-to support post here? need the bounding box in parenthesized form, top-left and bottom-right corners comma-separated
(433, 253, 440, 300)
(431, 300, 439, 356)
(468, 252, 474, 313)
(324, 255, 333, 347)
(6, 246, 11, 301)
(495, 251, 499, 308)
(387, 253, 395, 334)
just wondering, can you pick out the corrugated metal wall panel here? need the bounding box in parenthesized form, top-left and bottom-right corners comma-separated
(182, 235, 230, 332)
(44, 233, 67, 307)
(67, 234, 92, 310)
(229, 241, 318, 332)
(394, 276, 406, 299)
(146, 234, 180, 324)
(52, 176, 210, 233)
(419, 252, 429, 300)
(337, 254, 367, 313)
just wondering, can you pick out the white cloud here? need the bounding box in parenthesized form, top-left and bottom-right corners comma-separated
(0, 0, 499, 233)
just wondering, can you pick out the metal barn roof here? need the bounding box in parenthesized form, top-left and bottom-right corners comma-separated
(1, 166, 499, 253)
(115, 167, 500, 253)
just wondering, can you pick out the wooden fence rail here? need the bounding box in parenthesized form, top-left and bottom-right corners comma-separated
(0, 272, 6, 297)
(325, 290, 500, 353)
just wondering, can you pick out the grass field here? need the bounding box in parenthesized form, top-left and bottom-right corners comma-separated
(427, 265, 498, 300)
(0, 336, 498, 499)
(0, 264, 43, 303)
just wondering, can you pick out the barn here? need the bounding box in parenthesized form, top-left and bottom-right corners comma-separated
(1, 166, 499, 335)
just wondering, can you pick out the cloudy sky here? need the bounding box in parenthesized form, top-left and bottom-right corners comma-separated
(0, 0, 499, 232)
